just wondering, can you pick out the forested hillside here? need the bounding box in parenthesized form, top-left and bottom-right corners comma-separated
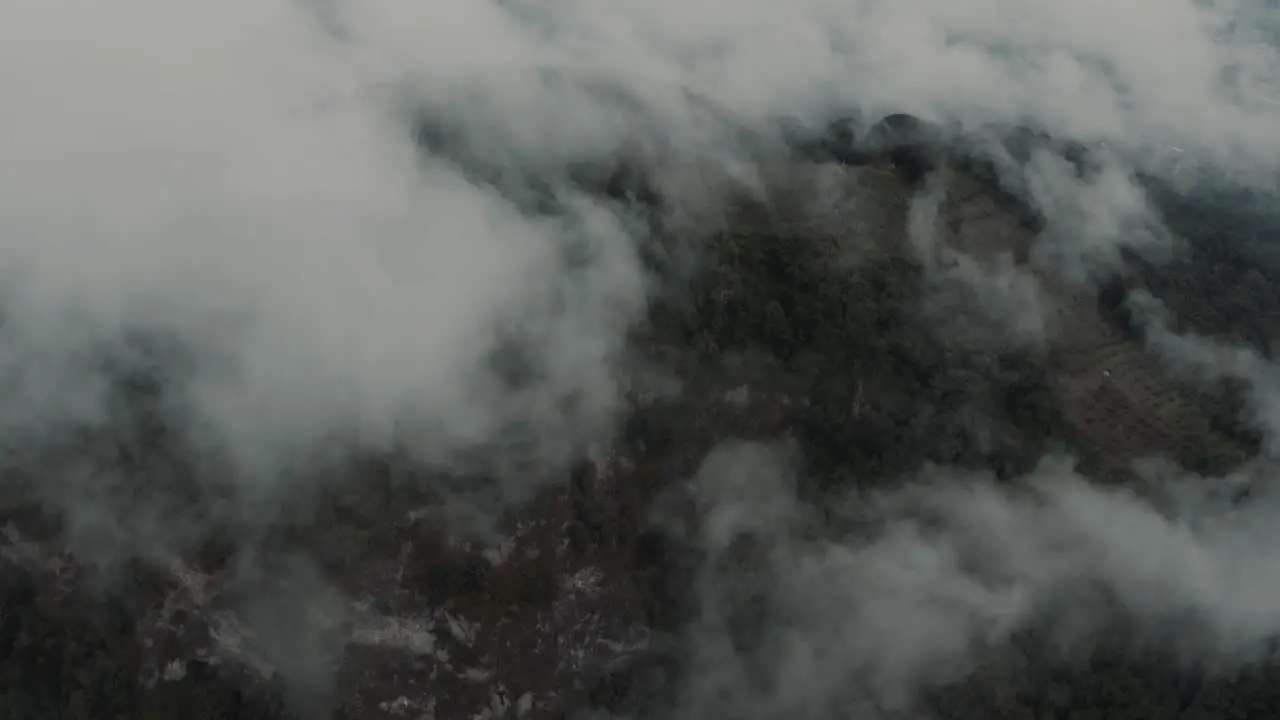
(2, 117, 1280, 720)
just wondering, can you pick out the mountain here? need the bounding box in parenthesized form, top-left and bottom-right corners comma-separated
(2, 114, 1279, 720)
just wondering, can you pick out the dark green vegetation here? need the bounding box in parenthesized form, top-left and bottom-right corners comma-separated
(645, 216, 1063, 489)
(2, 117, 1280, 719)
(0, 563, 288, 720)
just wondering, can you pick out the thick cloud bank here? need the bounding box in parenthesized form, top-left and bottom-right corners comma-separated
(1, 0, 1279, 716)
(677, 444, 1280, 718)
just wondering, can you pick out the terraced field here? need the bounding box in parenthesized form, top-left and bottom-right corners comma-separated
(916, 151, 1249, 478)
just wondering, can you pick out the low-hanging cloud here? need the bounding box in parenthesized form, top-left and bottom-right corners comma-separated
(2, 0, 1280, 715)
(675, 444, 1280, 719)
(2, 0, 1276, 524)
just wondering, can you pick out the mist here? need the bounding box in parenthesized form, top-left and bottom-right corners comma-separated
(1, 0, 1280, 716)
(671, 444, 1280, 718)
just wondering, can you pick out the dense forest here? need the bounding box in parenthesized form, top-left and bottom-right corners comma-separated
(2, 114, 1280, 719)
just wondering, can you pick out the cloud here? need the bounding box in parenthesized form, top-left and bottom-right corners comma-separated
(676, 444, 1280, 718)
(1, 0, 1279, 714)
(1, 0, 1275, 512)
(0, 1, 657, 543)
